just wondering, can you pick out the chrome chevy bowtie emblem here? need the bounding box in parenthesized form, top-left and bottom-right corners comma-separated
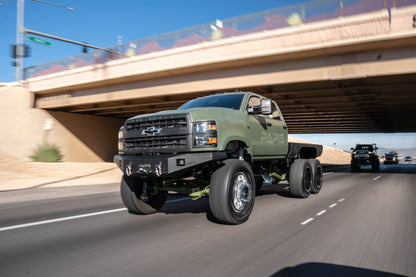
(141, 126, 161, 136)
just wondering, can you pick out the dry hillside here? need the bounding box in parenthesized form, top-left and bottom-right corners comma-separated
(288, 136, 350, 165)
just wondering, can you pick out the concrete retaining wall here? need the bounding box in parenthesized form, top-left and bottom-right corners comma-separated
(0, 84, 123, 162)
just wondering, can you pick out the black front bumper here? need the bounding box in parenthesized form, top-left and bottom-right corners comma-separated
(352, 158, 372, 166)
(114, 152, 227, 177)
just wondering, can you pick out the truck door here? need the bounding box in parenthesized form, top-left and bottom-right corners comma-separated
(268, 101, 288, 156)
(247, 97, 288, 157)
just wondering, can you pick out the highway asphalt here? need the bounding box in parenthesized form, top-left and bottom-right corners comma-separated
(0, 164, 415, 277)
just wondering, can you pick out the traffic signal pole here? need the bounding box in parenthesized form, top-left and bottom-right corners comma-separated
(24, 28, 128, 56)
(14, 0, 126, 84)
(16, 0, 24, 83)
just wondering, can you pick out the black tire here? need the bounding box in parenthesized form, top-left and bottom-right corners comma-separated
(209, 159, 255, 225)
(120, 175, 167, 215)
(351, 162, 360, 172)
(289, 159, 312, 198)
(308, 159, 323, 194)
(372, 159, 380, 171)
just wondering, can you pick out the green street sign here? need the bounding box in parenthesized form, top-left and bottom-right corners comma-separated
(26, 35, 53, 47)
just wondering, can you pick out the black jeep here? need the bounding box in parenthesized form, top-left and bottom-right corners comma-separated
(351, 144, 380, 171)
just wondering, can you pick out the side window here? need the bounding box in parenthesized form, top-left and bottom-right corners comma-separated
(247, 96, 261, 109)
(271, 102, 281, 120)
(247, 97, 281, 120)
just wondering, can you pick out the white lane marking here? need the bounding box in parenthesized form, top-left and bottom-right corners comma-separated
(0, 208, 127, 232)
(0, 197, 189, 232)
(323, 172, 333, 176)
(302, 199, 346, 226)
(316, 210, 327, 216)
(373, 176, 381, 181)
(300, 218, 314, 225)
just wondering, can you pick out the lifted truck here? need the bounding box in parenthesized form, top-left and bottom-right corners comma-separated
(350, 144, 380, 171)
(114, 92, 323, 224)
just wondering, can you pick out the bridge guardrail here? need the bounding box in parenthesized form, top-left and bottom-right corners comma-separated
(24, 0, 414, 79)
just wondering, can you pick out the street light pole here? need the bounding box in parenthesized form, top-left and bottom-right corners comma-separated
(16, 0, 24, 84)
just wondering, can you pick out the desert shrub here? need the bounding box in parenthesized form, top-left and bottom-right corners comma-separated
(30, 143, 63, 162)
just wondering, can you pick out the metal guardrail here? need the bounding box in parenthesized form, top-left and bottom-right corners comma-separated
(23, 0, 415, 79)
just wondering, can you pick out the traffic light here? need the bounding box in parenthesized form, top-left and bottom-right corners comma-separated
(10, 44, 30, 58)
(23, 44, 30, 57)
(10, 45, 18, 58)
(82, 42, 88, 53)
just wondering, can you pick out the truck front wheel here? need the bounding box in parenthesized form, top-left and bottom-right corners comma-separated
(289, 159, 312, 198)
(209, 159, 255, 225)
(120, 175, 167, 215)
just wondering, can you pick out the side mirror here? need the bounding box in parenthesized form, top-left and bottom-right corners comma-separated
(261, 99, 272, 115)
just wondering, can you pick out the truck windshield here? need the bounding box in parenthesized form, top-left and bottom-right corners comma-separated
(356, 145, 373, 151)
(179, 94, 245, 110)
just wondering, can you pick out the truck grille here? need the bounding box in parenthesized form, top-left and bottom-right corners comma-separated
(123, 114, 191, 154)
(125, 117, 187, 131)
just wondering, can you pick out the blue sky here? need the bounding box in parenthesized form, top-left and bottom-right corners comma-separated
(0, 0, 306, 82)
(1, 0, 415, 150)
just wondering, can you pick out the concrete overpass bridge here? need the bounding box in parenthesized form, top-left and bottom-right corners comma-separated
(15, 0, 416, 161)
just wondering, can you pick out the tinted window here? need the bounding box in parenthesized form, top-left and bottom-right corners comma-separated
(179, 94, 245, 110)
(356, 145, 373, 151)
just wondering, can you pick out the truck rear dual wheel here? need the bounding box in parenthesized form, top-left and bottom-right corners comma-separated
(289, 159, 322, 198)
(120, 175, 167, 215)
(309, 159, 323, 194)
(209, 159, 255, 225)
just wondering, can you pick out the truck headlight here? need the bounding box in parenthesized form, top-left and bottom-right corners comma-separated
(193, 121, 217, 147)
(193, 122, 217, 132)
(118, 126, 124, 153)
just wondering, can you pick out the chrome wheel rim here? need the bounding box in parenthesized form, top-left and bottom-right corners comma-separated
(232, 173, 253, 211)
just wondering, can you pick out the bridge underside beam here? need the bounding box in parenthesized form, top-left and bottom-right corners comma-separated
(34, 47, 416, 133)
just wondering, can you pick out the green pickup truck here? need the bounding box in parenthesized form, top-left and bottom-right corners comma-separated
(114, 92, 323, 224)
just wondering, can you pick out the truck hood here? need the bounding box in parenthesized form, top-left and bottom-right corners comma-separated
(128, 109, 188, 120)
(128, 107, 240, 122)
